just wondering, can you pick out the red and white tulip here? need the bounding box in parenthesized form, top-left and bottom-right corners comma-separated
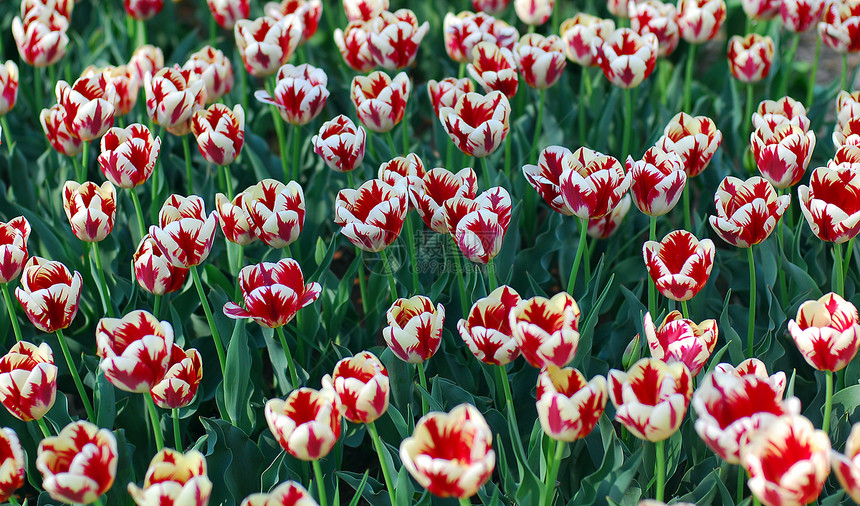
(467, 42, 519, 99)
(62, 181, 117, 242)
(144, 67, 207, 136)
(0, 217, 31, 284)
(781, 0, 826, 31)
(330, 351, 389, 424)
(312, 115, 366, 173)
(587, 195, 632, 238)
(96, 310, 174, 393)
(750, 124, 816, 189)
(656, 113, 722, 178)
(0, 341, 57, 421)
(350, 71, 411, 134)
(343, 0, 388, 21)
(798, 163, 860, 243)
(333, 21, 375, 73)
(727, 34, 775, 83)
(0, 61, 20, 116)
(242, 481, 319, 506)
(427, 77, 475, 117)
(128, 449, 212, 506)
(214, 192, 258, 246)
(148, 195, 219, 268)
(629, 0, 680, 56)
(255, 64, 329, 126)
(515, 34, 566, 89)
(559, 14, 616, 67)
(593, 28, 659, 88)
(183, 45, 234, 104)
(234, 16, 303, 78)
(191, 103, 245, 166)
(509, 292, 581, 369)
(15, 257, 82, 334)
(98, 124, 160, 189)
(709, 176, 790, 248)
(514, 0, 554, 25)
(818, 0, 860, 53)
(410, 167, 478, 233)
(264, 0, 323, 42)
(0, 428, 24, 503)
(627, 146, 686, 216)
(150, 344, 203, 409)
(458, 285, 522, 365)
(207, 0, 249, 29)
(11, 8, 69, 68)
(558, 146, 631, 220)
(265, 379, 342, 461)
(536, 365, 607, 441)
(132, 235, 189, 296)
(238, 179, 305, 248)
(643, 311, 718, 376)
(787, 292, 860, 372)
(439, 90, 511, 158)
(366, 9, 430, 70)
(56, 73, 118, 142)
(123, 0, 163, 20)
(752, 96, 810, 133)
(128, 44, 164, 83)
(447, 187, 512, 264)
(334, 178, 408, 252)
(832, 422, 860, 503)
(383, 295, 445, 364)
(642, 230, 715, 301)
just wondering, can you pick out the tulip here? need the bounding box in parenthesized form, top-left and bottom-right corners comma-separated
(0, 428, 24, 503)
(440, 90, 511, 157)
(509, 292, 580, 368)
(20, 0, 74, 21)
(11, 9, 69, 68)
(128, 44, 164, 83)
(37, 420, 118, 504)
(255, 64, 329, 126)
(191, 103, 245, 166)
(400, 404, 495, 498)
(150, 344, 203, 409)
(264, 0, 323, 42)
(742, 0, 780, 20)
(787, 292, 860, 372)
(837, 91, 860, 131)
(709, 176, 790, 248)
(183, 45, 234, 104)
(265, 378, 342, 460)
(750, 124, 816, 189)
(427, 78, 476, 117)
(716, 358, 788, 393)
(132, 234, 189, 296)
(144, 67, 206, 136)
(629, 0, 680, 56)
(0, 61, 20, 116)
(344, 0, 388, 21)
(0, 341, 57, 421)
(608, 358, 693, 442)
(350, 71, 411, 134)
(626, 146, 686, 217)
(693, 363, 799, 464)
(593, 28, 659, 88)
(781, 0, 826, 32)
(473, 0, 511, 14)
(443, 11, 519, 64)
(656, 113, 722, 178)
(128, 449, 212, 506)
(523, 146, 579, 216)
(377, 153, 426, 189)
(98, 124, 160, 189)
(333, 21, 375, 73)
(383, 295, 445, 364)
(410, 167, 478, 232)
(446, 186, 512, 264)
(536, 365, 607, 441)
(242, 481, 319, 506)
(123, 0, 163, 19)
(834, 117, 860, 148)
(467, 42, 519, 99)
(558, 146, 631, 219)
(642, 230, 715, 301)
(443, 186, 511, 235)
(366, 9, 430, 70)
(330, 351, 389, 424)
(643, 311, 718, 376)
(559, 14, 616, 67)
(832, 422, 860, 502)
(515, 0, 554, 25)
(587, 195, 632, 238)
(818, 0, 860, 53)
(96, 310, 173, 393)
(742, 415, 830, 506)
(238, 179, 305, 248)
(798, 163, 860, 243)
(334, 178, 408, 252)
(62, 181, 117, 243)
(214, 193, 257, 245)
(312, 115, 366, 173)
(234, 16, 302, 78)
(514, 34, 567, 89)
(0, 216, 31, 284)
(149, 195, 218, 269)
(207, 0, 249, 29)
(55, 74, 118, 142)
(727, 34, 775, 83)
(752, 96, 810, 133)
(457, 285, 522, 365)
(79, 65, 139, 118)
(15, 257, 82, 334)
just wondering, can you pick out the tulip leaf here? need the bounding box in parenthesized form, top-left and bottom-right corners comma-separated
(832, 385, 860, 415)
(224, 319, 254, 434)
(395, 465, 415, 506)
(94, 370, 116, 430)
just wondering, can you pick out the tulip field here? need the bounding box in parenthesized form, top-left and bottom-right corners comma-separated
(3, 0, 860, 504)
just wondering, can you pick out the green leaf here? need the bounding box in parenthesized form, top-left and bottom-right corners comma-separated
(224, 319, 255, 433)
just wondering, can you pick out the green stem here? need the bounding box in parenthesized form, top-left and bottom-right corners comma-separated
(416, 362, 430, 416)
(378, 248, 398, 303)
(208, 11, 217, 47)
(579, 69, 589, 144)
(93, 497, 104, 506)
(55, 328, 96, 421)
(1, 116, 13, 155)
(182, 135, 193, 195)
(189, 265, 226, 377)
(1, 283, 22, 343)
(72, 155, 84, 182)
(385, 132, 398, 158)
(844, 237, 855, 287)
(497, 365, 523, 455)
(275, 325, 300, 391)
(277, 120, 290, 183)
(744, 83, 754, 141)
(312, 459, 328, 506)
(136, 18, 146, 46)
(355, 247, 369, 315)
(153, 294, 162, 320)
(532, 90, 545, 163)
(367, 421, 396, 506)
(504, 126, 512, 181)
(458, 62, 466, 79)
(807, 37, 821, 106)
(566, 218, 589, 294)
(36, 417, 51, 438)
(655, 439, 666, 502)
(404, 214, 419, 293)
(823, 370, 833, 435)
(81, 141, 90, 181)
(91, 242, 114, 318)
(172, 408, 181, 449)
(747, 247, 756, 358)
(737, 466, 745, 503)
(129, 188, 147, 241)
(684, 44, 696, 112)
(834, 242, 844, 297)
(683, 185, 692, 232)
(543, 439, 566, 506)
(648, 217, 657, 319)
(221, 165, 233, 200)
(459, 498, 472, 506)
(623, 88, 632, 161)
(144, 394, 164, 451)
(487, 257, 497, 291)
(480, 155, 492, 190)
(681, 299, 690, 319)
(451, 238, 470, 316)
(291, 125, 301, 183)
(778, 34, 800, 98)
(402, 105, 409, 155)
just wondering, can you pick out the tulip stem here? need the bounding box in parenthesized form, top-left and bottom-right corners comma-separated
(504, 127, 512, 181)
(378, 248, 398, 303)
(385, 132, 397, 158)
(1, 283, 23, 343)
(744, 83, 754, 141)
(144, 394, 164, 451)
(71, 155, 84, 183)
(623, 88, 632, 161)
(221, 165, 234, 200)
(136, 18, 146, 46)
(682, 182, 692, 232)
(416, 362, 430, 416)
(275, 325, 300, 391)
(681, 300, 689, 320)
(1, 116, 13, 155)
(683, 44, 696, 112)
(153, 295, 162, 320)
(747, 246, 756, 358)
(55, 329, 96, 421)
(172, 408, 181, 449)
(189, 265, 226, 377)
(367, 421, 396, 506)
(451, 238, 470, 316)
(823, 370, 834, 435)
(843, 54, 849, 92)
(459, 498, 471, 506)
(531, 89, 545, 164)
(291, 125, 301, 183)
(272, 90, 290, 183)
(91, 242, 115, 318)
(844, 237, 855, 286)
(81, 141, 90, 181)
(402, 105, 409, 155)
(579, 69, 589, 144)
(807, 37, 821, 106)
(487, 257, 497, 292)
(93, 497, 104, 506)
(497, 364, 526, 465)
(36, 418, 51, 438)
(129, 188, 147, 241)
(655, 439, 666, 501)
(778, 34, 800, 98)
(181, 135, 193, 195)
(648, 216, 657, 319)
(7, 496, 19, 506)
(567, 217, 589, 294)
(737, 467, 745, 503)
(312, 459, 328, 506)
(404, 215, 419, 293)
(834, 242, 845, 297)
(542, 439, 566, 506)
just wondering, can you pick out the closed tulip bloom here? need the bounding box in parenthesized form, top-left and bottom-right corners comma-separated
(781, 0, 826, 31)
(150, 344, 203, 409)
(148, 195, 218, 268)
(515, 0, 555, 25)
(96, 310, 174, 393)
(377, 153, 426, 190)
(643, 311, 718, 376)
(798, 163, 860, 243)
(128, 44, 164, 83)
(458, 285, 522, 365)
(312, 115, 366, 173)
(593, 28, 659, 88)
(473, 0, 511, 14)
(123, 0, 163, 20)
(677, 0, 726, 43)
(55, 74, 118, 142)
(240, 179, 305, 248)
(727, 34, 775, 83)
(0, 62, 19, 116)
(400, 404, 495, 498)
(609, 358, 693, 442)
(333, 21, 375, 73)
(515, 34, 567, 89)
(427, 78, 475, 117)
(742, 415, 830, 506)
(468, 42, 518, 98)
(62, 181, 117, 242)
(11, 9, 68, 68)
(145, 67, 206, 136)
(15, 257, 82, 333)
(440, 90, 511, 158)
(133, 235, 189, 295)
(242, 481, 319, 506)
(709, 176, 790, 248)
(787, 293, 860, 372)
(366, 9, 430, 70)
(191, 103, 244, 166)
(410, 167, 478, 232)
(183, 45, 234, 104)
(716, 358, 787, 394)
(98, 124, 160, 188)
(560, 14, 616, 67)
(536, 366, 607, 441)
(0, 341, 57, 421)
(832, 423, 860, 502)
(558, 146, 631, 219)
(818, 0, 860, 52)
(834, 117, 860, 148)
(443, 12, 519, 64)
(751, 124, 816, 189)
(443, 186, 511, 235)
(509, 292, 580, 368)
(656, 113, 722, 177)
(693, 364, 798, 464)
(383, 295, 445, 364)
(265, 379, 342, 461)
(0, 428, 24, 503)
(627, 146, 686, 216)
(224, 258, 321, 328)
(334, 178, 408, 252)
(837, 91, 860, 126)
(448, 187, 512, 264)
(643, 230, 714, 301)
(0, 216, 31, 284)
(20, 0, 74, 21)
(350, 71, 411, 133)
(344, 0, 388, 21)
(214, 193, 257, 245)
(37, 420, 118, 504)
(588, 194, 632, 238)
(330, 351, 389, 424)
(207, 0, 249, 29)
(629, 0, 680, 56)
(235, 16, 302, 78)
(255, 64, 329, 126)
(752, 96, 811, 133)
(128, 449, 211, 506)
(523, 146, 580, 216)
(742, 0, 780, 20)
(80, 65, 139, 118)
(264, 0, 323, 42)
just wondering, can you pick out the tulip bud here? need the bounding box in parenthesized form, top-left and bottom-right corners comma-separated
(265, 379, 342, 460)
(458, 285, 522, 365)
(40, 104, 83, 157)
(709, 176, 790, 248)
(334, 178, 408, 252)
(145, 67, 207, 136)
(411, 167, 478, 233)
(350, 71, 411, 133)
(727, 34, 775, 83)
(509, 292, 580, 369)
(240, 179, 305, 248)
(427, 77, 476, 117)
(191, 103, 245, 166)
(255, 64, 329, 126)
(133, 234, 190, 295)
(621, 334, 641, 369)
(366, 9, 430, 70)
(207, 0, 250, 30)
(383, 295, 445, 364)
(234, 16, 302, 78)
(0, 341, 57, 421)
(15, 257, 83, 334)
(312, 115, 366, 173)
(96, 310, 174, 393)
(440, 90, 511, 158)
(128, 449, 212, 506)
(330, 351, 389, 424)
(62, 181, 118, 242)
(0, 217, 31, 284)
(150, 344, 203, 409)
(788, 292, 860, 372)
(626, 146, 686, 217)
(0, 428, 24, 503)
(56, 74, 118, 142)
(0, 61, 20, 116)
(183, 45, 234, 104)
(643, 230, 715, 301)
(536, 366, 607, 441)
(37, 421, 118, 504)
(593, 28, 659, 88)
